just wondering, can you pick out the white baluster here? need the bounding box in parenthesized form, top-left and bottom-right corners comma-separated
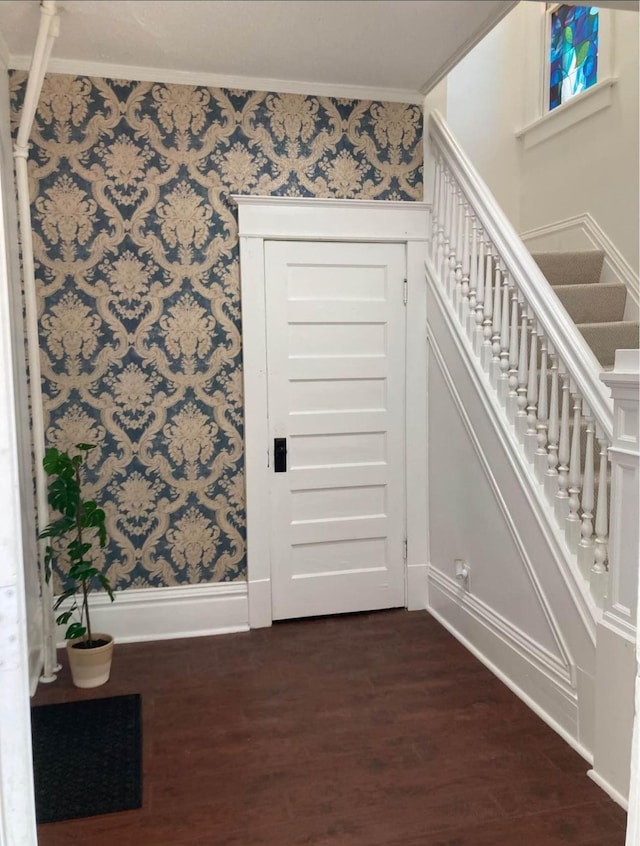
(545, 349, 560, 499)
(566, 392, 583, 550)
(453, 191, 464, 307)
(481, 242, 493, 371)
(472, 232, 485, 353)
(436, 165, 446, 274)
(459, 205, 470, 323)
(439, 170, 450, 283)
(431, 155, 441, 259)
(578, 408, 596, 576)
(591, 433, 610, 605)
(465, 216, 478, 331)
(525, 316, 538, 461)
(506, 285, 519, 420)
(535, 336, 549, 481)
(515, 303, 529, 438)
(447, 185, 458, 297)
(498, 269, 511, 403)
(490, 257, 502, 387)
(555, 370, 571, 522)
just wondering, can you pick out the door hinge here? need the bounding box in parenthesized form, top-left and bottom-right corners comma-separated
(403, 538, 408, 561)
(403, 278, 408, 306)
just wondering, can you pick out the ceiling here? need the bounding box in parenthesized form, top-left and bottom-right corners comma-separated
(0, 0, 517, 101)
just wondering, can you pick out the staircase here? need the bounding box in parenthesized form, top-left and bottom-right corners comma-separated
(532, 250, 640, 369)
(425, 109, 639, 808)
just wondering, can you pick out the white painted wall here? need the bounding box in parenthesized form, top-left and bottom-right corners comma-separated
(443, 7, 523, 229)
(424, 4, 640, 274)
(520, 8, 639, 274)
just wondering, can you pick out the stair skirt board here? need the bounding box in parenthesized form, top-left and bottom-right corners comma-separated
(427, 569, 586, 760)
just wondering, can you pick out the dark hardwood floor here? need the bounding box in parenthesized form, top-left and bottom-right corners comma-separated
(32, 610, 627, 845)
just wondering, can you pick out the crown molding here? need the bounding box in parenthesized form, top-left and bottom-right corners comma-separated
(8, 54, 424, 105)
(419, 0, 519, 95)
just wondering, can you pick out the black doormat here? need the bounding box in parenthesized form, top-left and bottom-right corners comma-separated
(31, 694, 142, 824)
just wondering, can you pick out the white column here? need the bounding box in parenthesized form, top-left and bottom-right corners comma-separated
(600, 350, 639, 638)
(625, 366, 640, 841)
(590, 352, 637, 811)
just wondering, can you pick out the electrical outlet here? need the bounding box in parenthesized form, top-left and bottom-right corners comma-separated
(455, 559, 470, 590)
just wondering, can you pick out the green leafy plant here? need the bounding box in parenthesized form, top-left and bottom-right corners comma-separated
(39, 443, 114, 647)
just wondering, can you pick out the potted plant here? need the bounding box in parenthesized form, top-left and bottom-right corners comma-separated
(39, 443, 115, 688)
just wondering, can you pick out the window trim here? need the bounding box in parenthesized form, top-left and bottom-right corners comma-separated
(546, 3, 599, 113)
(517, 3, 616, 149)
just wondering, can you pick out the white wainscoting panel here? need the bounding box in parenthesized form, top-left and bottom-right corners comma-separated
(428, 569, 583, 752)
(54, 583, 249, 646)
(426, 266, 599, 755)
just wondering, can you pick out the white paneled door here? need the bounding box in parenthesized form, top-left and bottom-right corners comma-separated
(265, 240, 407, 620)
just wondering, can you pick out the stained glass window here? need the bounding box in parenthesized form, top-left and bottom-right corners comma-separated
(549, 5, 599, 110)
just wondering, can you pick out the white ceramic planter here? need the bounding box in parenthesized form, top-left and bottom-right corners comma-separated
(66, 632, 114, 689)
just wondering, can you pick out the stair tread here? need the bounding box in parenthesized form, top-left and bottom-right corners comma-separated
(576, 321, 639, 367)
(551, 281, 625, 292)
(532, 250, 605, 287)
(576, 320, 640, 329)
(552, 282, 627, 324)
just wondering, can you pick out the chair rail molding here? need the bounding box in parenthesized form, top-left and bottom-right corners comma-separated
(234, 196, 430, 627)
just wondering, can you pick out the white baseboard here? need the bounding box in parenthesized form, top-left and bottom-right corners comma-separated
(248, 578, 273, 628)
(521, 212, 639, 318)
(427, 565, 590, 762)
(54, 582, 249, 646)
(587, 768, 629, 811)
(406, 562, 428, 611)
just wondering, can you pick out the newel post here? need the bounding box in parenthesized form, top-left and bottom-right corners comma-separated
(591, 351, 639, 809)
(600, 350, 640, 635)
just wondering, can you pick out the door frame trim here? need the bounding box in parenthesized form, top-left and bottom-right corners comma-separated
(235, 196, 430, 628)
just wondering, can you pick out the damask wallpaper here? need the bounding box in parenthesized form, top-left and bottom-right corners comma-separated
(10, 73, 423, 590)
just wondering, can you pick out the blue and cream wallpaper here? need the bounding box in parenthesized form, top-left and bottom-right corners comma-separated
(10, 73, 423, 589)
